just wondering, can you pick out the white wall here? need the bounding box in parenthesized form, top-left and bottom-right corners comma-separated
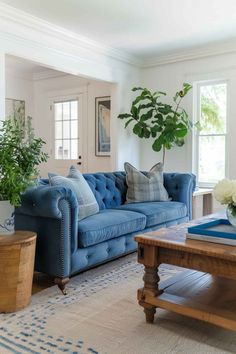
(140, 52, 236, 179)
(5, 69, 34, 119)
(87, 80, 113, 172)
(0, 53, 5, 120)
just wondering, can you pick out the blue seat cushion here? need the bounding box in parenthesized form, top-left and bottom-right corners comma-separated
(78, 209, 146, 248)
(116, 201, 187, 228)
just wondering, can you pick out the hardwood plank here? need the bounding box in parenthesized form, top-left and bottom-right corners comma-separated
(159, 269, 199, 292)
(148, 292, 236, 331)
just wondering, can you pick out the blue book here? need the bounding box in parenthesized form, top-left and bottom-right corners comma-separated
(187, 219, 236, 246)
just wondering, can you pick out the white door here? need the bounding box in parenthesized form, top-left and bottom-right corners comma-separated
(50, 94, 85, 175)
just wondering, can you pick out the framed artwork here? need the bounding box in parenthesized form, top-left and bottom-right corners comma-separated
(5, 98, 25, 122)
(95, 96, 111, 156)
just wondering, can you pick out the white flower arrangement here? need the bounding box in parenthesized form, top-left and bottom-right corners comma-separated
(213, 179, 236, 206)
(213, 178, 236, 225)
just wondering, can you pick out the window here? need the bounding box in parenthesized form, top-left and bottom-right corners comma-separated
(54, 99, 78, 159)
(194, 81, 228, 186)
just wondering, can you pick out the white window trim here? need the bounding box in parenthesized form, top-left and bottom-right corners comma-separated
(192, 79, 229, 188)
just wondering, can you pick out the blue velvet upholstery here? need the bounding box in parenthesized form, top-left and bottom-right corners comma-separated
(15, 171, 196, 281)
(116, 201, 187, 227)
(78, 209, 146, 247)
(71, 216, 188, 275)
(83, 172, 127, 209)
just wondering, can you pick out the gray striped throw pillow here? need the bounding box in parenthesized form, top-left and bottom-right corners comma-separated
(124, 162, 169, 203)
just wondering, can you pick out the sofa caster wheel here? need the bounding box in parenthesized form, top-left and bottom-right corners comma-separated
(54, 277, 69, 295)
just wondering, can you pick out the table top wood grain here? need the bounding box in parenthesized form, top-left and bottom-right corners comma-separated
(135, 216, 236, 262)
(0, 231, 36, 246)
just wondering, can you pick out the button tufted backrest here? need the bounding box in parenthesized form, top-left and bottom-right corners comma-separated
(83, 172, 127, 210)
(38, 171, 195, 213)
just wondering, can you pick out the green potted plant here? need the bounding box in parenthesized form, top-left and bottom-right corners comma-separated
(0, 115, 48, 234)
(118, 83, 198, 164)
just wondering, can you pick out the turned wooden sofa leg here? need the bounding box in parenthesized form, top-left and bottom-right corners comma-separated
(54, 277, 70, 295)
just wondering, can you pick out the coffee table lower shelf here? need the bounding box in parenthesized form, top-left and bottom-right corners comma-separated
(138, 270, 236, 331)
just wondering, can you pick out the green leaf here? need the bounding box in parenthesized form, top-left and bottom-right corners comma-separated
(140, 109, 154, 121)
(152, 136, 164, 152)
(132, 87, 144, 91)
(158, 105, 173, 115)
(125, 118, 134, 128)
(154, 113, 163, 119)
(151, 125, 162, 133)
(143, 129, 151, 138)
(175, 138, 185, 146)
(175, 126, 188, 138)
(132, 95, 145, 106)
(151, 131, 157, 138)
(165, 141, 172, 149)
(153, 91, 166, 98)
(130, 105, 138, 117)
(173, 92, 179, 102)
(138, 128, 145, 138)
(118, 113, 132, 119)
(138, 102, 154, 112)
(133, 123, 142, 135)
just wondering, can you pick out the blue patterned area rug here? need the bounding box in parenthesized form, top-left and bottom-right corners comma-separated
(0, 254, 236, 354)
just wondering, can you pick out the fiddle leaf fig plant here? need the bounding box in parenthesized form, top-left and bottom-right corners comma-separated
(118, 83, 197, 164)
(0, 115, 48, 206)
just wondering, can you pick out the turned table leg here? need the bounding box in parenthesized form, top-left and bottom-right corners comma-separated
(137, 244, 162, 323)
(139, 265, 162, 323)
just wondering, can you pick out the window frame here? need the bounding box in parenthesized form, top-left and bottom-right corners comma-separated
(193, 79, 229, 188)
(52, 94, 82, 161)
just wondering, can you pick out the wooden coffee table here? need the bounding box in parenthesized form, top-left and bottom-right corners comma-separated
(135, 217, 236, 331)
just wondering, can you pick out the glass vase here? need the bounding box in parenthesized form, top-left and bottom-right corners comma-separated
(226, 205, 236, 227)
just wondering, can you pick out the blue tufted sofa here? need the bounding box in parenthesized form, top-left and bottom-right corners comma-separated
(15, 171, 196, 293)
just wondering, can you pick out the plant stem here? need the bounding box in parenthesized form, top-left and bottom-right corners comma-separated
(162, 146, 166, 165)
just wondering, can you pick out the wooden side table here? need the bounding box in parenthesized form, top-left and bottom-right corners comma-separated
(0, 231, 36, 313)
(192, 188, 213, 219)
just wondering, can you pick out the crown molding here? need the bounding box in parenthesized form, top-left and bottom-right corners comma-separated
(1, 2, 236, 70)
(142, 39, 236, 68)
(0, 2, 142, 68)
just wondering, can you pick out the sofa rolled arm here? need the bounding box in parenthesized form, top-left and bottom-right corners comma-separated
(164, 173, 196, 219)
(16, 185, 78, 219)
(15, 185, 79, 279)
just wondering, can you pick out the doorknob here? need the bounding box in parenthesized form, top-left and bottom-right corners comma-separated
(77, 162, 82, 165)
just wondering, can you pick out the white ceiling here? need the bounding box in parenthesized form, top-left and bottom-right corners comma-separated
(2, 0, 236, 59)
(6, 55, 45, 75)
